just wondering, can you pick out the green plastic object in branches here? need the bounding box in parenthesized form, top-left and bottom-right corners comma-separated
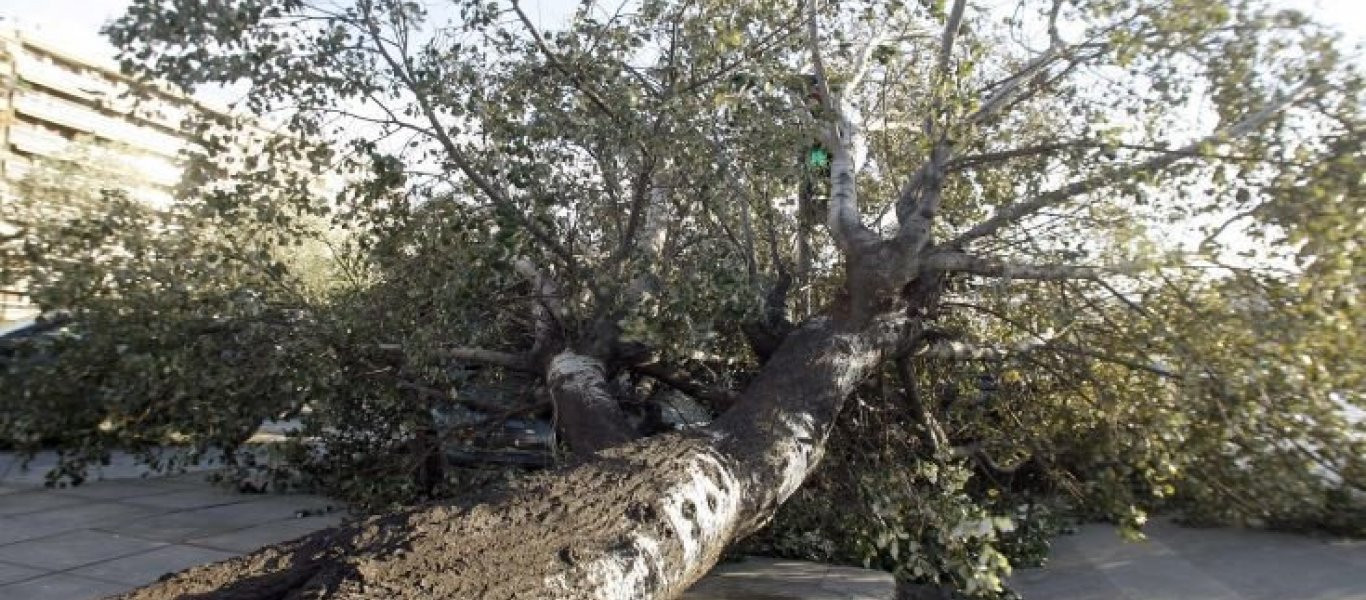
(806, 144, 830, 169)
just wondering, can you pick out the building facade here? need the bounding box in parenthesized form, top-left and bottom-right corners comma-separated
(0, 27, 215, 323)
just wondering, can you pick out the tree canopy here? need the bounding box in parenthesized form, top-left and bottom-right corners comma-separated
(1, 0, 1362, 597)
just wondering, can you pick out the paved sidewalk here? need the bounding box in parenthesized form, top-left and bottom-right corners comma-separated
(0, 453, 342, 600)
(683, 520, 1366, 600)
(3, 451, 1364, 600)
(1010, 519, 1366, 600)
(683, 557, 893, 599)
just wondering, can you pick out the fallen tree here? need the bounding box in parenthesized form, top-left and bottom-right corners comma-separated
(1, 0, 1360, 597)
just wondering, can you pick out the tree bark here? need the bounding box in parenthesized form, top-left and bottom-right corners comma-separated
(112, 312, 907, 600)
(545, 350, 637, 454)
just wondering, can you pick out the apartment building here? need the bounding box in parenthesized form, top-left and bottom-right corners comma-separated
(0, 27, 219, 323)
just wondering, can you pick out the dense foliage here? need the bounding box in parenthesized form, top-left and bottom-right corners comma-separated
(2, 0, 1362, 595)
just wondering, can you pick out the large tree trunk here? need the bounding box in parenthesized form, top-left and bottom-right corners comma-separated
(113, 312, 907, 600)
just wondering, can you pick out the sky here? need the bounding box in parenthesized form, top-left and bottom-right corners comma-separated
(0, 0, 580, 61)
(3, 0, 1363, 71)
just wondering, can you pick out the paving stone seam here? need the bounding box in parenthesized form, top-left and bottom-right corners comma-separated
(179, 540, 257, 554)
(0, 558, 44, 585)
(0, 541, 171, 590)
(0, 565, 134, 589)
(0, 481, 217, 517)
(0, 517, 345, 593)
(52, 484, 196, 501)
(0, 497, 322, 550)
(115, 497, 257, 512)
(89, 512, 343, 545)
(0, 494, 90, 517)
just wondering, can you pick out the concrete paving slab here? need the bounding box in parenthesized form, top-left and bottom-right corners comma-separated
(1329, 538, 1366, 569)
(231, 493, 337, 514)
(0, 529, 165, 571)
(0, 572, 129, 600)
(0, 489, 92, 516)
(0, 514, 75, 547)
(0, 501, 157, 545)
(0, 455, 75, 487)
(1010, 564, 1128, 600)
(98, 509, 255, 544)
(819, 565, 896, 599)
(0, 560, 45, 585)
(1168, 533, 1366, 600)
(682, 557, 876, 600)
(1096, 552, 1244, 600)
(1030, 528, 1103, 570)
(4, 458, 1362, 600)
(1144, 519, 1323, 556)
(70, 544, 238, 587)
(51, 480, 191, 501)
(1066, 520, 1177, 564)
(187, 515, 344, 553)
(187, 499, 325, 528)
(1010, 520, 1366, 600)
(120, 488, 254, 510)
(97, 495, 330, 543)
(149, 471, 224, 486)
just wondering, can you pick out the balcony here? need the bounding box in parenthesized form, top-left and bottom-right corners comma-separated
(87, 147, 183, 188)
(7, 123, 70, 158)
(12, 90, 102, 133)
(14, 52, 114, 102)
(0, 154, 35, 182)
(99, 119, 187, 157)
(129, 95, 194, 131)
(13, 90, 189, 158)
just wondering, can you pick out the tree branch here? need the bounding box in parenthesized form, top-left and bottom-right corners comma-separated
(892, 0, 966, 247)
(895, 356, 947, 455)
(358, 3, 577, 268)
(440, 347, 533, 371)
(631, 363, 739, 412)
(948, 87, 1310, 248)
(511, 0, 623, 124)
(847, 30, 886, 96)
(966, 12, 1128, 127)
(393, 379, 521, 415)
(968, 45, 1061, 124)
(546, 350, 637, 454)
(923, 251, 1105, 280)
(514, 258, 566, 366)
(806, 0, 876, 253)
(614, 158, 660, 263)
(937, 0, 968, 77)
(948, 140, 1306, 171)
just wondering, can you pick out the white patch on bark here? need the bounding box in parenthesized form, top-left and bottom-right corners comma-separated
(660, 451, 742, 567)
(541, 450, 743, 599)
(831, 335, 879, 390)
(548, 352, 613, 409)
(772, 412, 819, 501)
(643, 184, 670, 259)
(827, 150, 861, 249)
(565, 533, 665, 600)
